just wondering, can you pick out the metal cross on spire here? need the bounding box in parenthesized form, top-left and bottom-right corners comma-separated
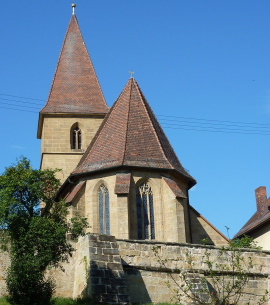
(72, 2, 76, 15)
(129, 71, 134, 78)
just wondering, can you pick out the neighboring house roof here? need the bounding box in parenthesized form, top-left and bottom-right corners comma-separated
(40, 14, 108, 115)
(234, 186, 270, 239)
(72, 78, 196, 185)
(234, 209, 270, 238)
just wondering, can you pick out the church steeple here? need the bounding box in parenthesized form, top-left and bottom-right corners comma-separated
(40, 13, 108, 115)
(38, 12, 108, 139)
(37, 9, 109, 183)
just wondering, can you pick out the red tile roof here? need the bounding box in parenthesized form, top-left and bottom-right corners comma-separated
(65, 181, 86, 203)
(72, 78, 196, 184)
(162, 176, 187, 198)
(40, 15, 108, 114)
(114, 173, 131, 194)
(234, 209, 270, 239)
(234, 186, 270, 238)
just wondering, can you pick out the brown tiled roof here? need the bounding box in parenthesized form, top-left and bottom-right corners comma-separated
(162, 176, 187, 198)
(114, 173, 131, 194)
(72, 78, 196, 184)
(40, 15, 108, 114)
(65, 181, 86, 203)
(234, 186, 270, 238)
(234, 210, 270, 239)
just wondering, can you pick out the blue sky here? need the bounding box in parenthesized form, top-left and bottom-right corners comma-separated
(1, 1, 270, 238)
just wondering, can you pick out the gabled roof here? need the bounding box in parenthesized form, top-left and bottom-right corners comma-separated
(234, 186, 270, 239)
(234, 210, 270, 239)
(72, 78, 196, 185)
(40, 14, 108, 115)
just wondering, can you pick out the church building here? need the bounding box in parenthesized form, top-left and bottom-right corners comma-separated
(38, 5, 228, 246)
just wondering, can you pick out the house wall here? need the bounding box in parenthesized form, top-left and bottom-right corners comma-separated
(252, 222, 270, 250)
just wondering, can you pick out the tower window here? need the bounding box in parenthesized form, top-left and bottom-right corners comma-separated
(71, 124, 82, 149)
(136, 182, 155, 240)
(98, 185, 110, 235)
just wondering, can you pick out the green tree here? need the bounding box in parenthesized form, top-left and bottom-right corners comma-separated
(0, 157, 88, 305)
(229, 235, 262, 250)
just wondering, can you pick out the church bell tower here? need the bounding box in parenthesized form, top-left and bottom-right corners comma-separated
(37, 4, 109, 182)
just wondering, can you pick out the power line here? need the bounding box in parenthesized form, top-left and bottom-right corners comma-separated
(0, 101, 40, 110)
(0, 91, 270, 136)
(0, 93, 46, 103)
(160, 121, 270, 133)
(0, 106, 37, 114)
(158, 114, 270, 127)
(161, 123, 270, 136)
(158, 117, 270, 129)
(0, 97, 44, 107)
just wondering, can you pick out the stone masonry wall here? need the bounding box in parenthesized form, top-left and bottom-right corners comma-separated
(117, 239, 270, 305)
(88, 234, 130, 305)
(0, 250, 10, 297)
(1, 236, 270, 304)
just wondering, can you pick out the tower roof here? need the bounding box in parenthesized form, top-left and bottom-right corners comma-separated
(40, 14, 108, 115)
(72, 78, 196, 185)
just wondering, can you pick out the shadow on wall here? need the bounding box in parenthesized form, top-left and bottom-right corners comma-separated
(80, 260, 131, 304)
(189, 209, 214, 245)
(122, 264, 151, 304)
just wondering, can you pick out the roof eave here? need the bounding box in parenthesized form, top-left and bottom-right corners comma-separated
(37, 112, 44, 139)
(233, 216, 270, 239)
(57, 164, 196, 200)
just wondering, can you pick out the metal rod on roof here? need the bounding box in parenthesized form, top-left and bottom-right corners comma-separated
(72, 2, 76, 15)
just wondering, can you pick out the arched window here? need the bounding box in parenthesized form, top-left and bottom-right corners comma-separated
(98, 185, 110, 234)
(136, 182, 155, 240)
(71, 124, 81, 149)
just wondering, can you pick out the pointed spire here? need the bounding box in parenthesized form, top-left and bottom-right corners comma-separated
(40, 14, 108, 115)
(72, 78, 195, 184)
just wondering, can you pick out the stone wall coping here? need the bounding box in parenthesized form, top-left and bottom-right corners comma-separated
(122, 264, 270, 278)
(116, 238, 270, 254)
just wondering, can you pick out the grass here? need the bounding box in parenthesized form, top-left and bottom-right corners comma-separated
(0, 298, 175, 305)
(0, 298, 93, 305)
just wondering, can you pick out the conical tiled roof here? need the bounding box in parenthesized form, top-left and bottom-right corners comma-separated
(72, 78, 196, 184)
(40, 14, 108, 114)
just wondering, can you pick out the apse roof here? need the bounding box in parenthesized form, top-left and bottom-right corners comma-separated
(72, 78, 196, 185)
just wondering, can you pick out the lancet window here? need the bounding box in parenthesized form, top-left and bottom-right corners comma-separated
(136, 182, 155, 240)
(71, 124, 81, 149)
(98, 185, 110, 235)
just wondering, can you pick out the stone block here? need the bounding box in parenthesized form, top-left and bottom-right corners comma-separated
(103, 248, 119, 255)
(107, 263, 122, 271)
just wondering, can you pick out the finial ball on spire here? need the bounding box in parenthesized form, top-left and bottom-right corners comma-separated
(72, 3, 76, 14)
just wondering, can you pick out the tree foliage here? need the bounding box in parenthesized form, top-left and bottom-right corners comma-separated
(229, 235, 262, 250)
(0, 157, 88, 305)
